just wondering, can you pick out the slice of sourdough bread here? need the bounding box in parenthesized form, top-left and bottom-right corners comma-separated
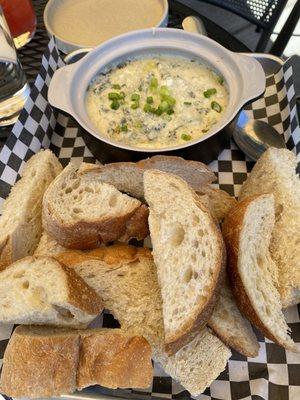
(208, 280, 259, 358)
(223, 194, 297, 351)
(239, 148, 300, 308)
(144, 170, 225, 354)
(54, 245, 231, 397)
(77, 328, 153, 390)
(0, 256, 103, 328)
(78, 155, 216, 199)
(0, 325, 80, 398)
(197, 186, 237, 222)
(42, 163, 149, 249)
(0, 150, 62, 270)
(0, 325, 153, 398)
(34, 230, 67, 256)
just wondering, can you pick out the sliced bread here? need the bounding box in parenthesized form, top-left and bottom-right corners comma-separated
(223, 194, 297, 351)
(239, 148, 300, 307)
(208, 279, 259, 358)
(54, 245, 231, 397)
(0, 325, 153, 398)
(42, 163, 149, 249)
(0, 325, 80, 398)
(144, 170, 225, 354)
(34, 230, 67, 256)
(0, 149, 62, 270)
(197, 186, 237, 222)
(79, 155, 216, 199)
(77, 328, 153, 390)
(0, 256, 103, 327)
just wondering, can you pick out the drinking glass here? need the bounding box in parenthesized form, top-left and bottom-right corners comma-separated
(0, 0, 36, 49)
(0, 7, 30, 126)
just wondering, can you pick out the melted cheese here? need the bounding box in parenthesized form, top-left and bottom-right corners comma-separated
(86, 56, 229, 149)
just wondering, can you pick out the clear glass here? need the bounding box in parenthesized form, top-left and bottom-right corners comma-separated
(0, 7, 30, 126)
(0, 0, 36, 49)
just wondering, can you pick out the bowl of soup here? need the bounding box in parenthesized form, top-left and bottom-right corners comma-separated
(48, 28, 265, 163)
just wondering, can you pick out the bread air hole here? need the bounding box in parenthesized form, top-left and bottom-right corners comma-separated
(53, 305, 75, 319)
(73, 207, 82, 214)
(109, 194, 118, 207)
(183, 268, 193, 283)
(85, 186, 94, 193)
(170, 225, 185, 247)
(192, 215, 200, 226)
(22, 280, 29, 289)
(13, 271, 25, 279)
(65, 187, 72, 194)
(31, 169, 36, 177)
(72, 180, 80, 190)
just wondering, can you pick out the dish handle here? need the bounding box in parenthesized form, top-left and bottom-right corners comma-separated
(48, 64, 76, 114)
(237, 54, 266, 104)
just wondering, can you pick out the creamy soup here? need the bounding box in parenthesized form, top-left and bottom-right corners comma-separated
(49, 0, 165, 46)
(86, 56, 229, 149)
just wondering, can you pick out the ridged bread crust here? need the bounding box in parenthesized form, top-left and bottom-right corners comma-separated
(0, 150, 62, 270)
(223, 195, 296, 351)
(42, 164, 149, 249)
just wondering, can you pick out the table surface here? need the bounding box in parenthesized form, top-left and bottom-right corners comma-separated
(0, 0, 250, 149)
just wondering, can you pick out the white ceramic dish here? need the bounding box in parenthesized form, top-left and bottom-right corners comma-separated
(44, 0, 169, 54)
(48, 28, 265, 162)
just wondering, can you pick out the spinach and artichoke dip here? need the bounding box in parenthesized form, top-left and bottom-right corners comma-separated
(86, 56, 229, 149)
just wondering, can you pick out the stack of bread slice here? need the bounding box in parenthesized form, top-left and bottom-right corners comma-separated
(0, 149, 298, 399)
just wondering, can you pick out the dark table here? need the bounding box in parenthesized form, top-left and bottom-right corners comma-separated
(0, 0, 250, 149)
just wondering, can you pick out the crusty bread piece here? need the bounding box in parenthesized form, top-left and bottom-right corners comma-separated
(208, 279, 259, 358)
(223, 194, 297, 351)
(42, 163, 149, 249)
(0, 256, 103, 328)
(0, 325, 153, 398)
(197, 186, 237, 222)
(0, 150, 62, 270)
(77, 328, 153, 390)
(144, 170, 225, 354)
(78, 155, 215, 199)
(0, 325, 80, 398)
(239, 148, 300, 307)
(34, 230, 67, 256)
(55, 245, 231, 397)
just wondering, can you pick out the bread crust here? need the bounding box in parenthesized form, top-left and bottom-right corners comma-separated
(0, 326, 80, 398)
(223, 195, 296, 351)
(77, 330, 153, 390)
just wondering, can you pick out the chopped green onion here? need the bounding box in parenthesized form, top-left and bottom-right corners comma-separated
(217, 76, 224, 85)
(131, 93, 140, 101)
(167, 108, 174, 115)
(146, 96, 154, 104)
(203, 88, 217, 98)
(131, 101, 139, 109)
(150, 77, 158, 89)
(155, 106, 163, 116)
(119, 91, 125, 99)
(120, 124, 128, 132)
(161, 94, 176, 106)
(160, 101, 169, 112)
(143, 103, 152, 113)
(184, 101, 192, 105)
(159, 85, 170, 96)
(108, 92, 120, 100)
(112, 84, 121, 89)
(181, 134, 192, 141)
(110, 100, 120, 110)
(211, 101, 222, 113)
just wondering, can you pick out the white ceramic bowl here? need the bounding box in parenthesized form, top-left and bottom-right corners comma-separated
(44, 0, 169, 54)
(48, 28, 265, 162)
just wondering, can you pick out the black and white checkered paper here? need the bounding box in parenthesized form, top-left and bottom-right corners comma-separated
(0, 39, 299, 400)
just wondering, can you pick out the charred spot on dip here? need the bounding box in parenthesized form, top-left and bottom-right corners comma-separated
(86, 56, 229, 149)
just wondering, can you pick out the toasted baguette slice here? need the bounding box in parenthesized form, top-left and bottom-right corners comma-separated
(223, 194, 297, 351)
(239, 148, 300, 307)
(0, 325, 80, 398)
(77, 328, 153, 390)
(79, 155, 215, 199)
(55, 245, 231, 396)
(144, 170, 225, 354)
(42, 163, 149, 249)
(0, 150, 62, 270)
(0, 325, 153, 398)
(197, 186, 237, 222)
(34, 230, 67, 256)
(0, 256, 103, 327)
(208, 280, 259, 358)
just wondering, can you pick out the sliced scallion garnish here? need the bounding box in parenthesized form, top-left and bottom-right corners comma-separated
(184, 101, 192, 105)
(211, 101, 222, 113)
(146, 96, 154, 104)
(181, 134, 192, 141)
(110, 100, 120, 110)
(108, 92, 120, 100)
(131, 93, 140, 101)
(131, 101, 139, 109)
(203, 88, 217, 98)
(112, 84, 121, 89)
(120, 124, 128, 132)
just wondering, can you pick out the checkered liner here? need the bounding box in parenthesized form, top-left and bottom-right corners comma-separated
(0, 39, 299, 400)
